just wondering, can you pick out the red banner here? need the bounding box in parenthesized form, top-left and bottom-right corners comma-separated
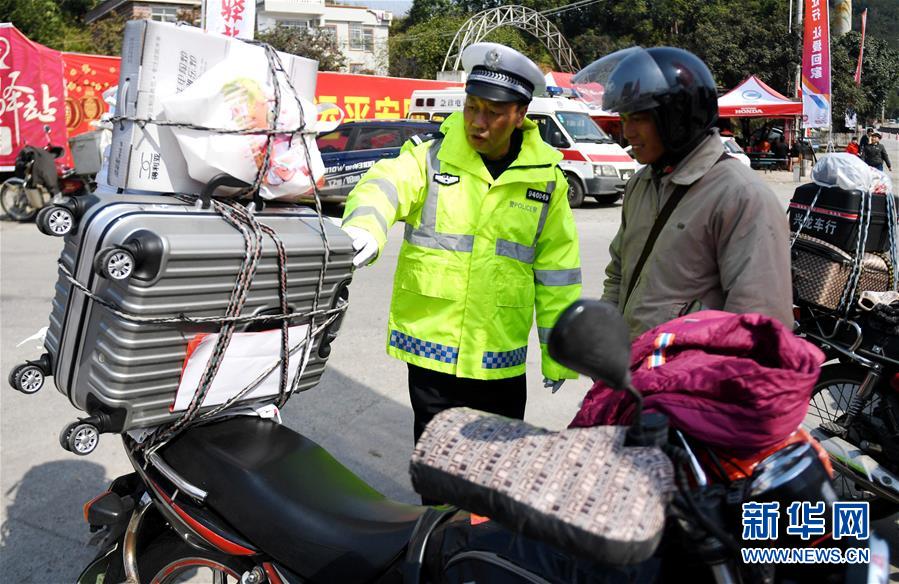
(801, 0, 832, 128)
(61, 52, 119, 138)
(854, 8, 867, 86)
(315, 72, 462, 122)
(0, 24, 69, 170)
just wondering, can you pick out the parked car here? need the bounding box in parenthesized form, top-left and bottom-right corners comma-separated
(314, 119, 440, 202)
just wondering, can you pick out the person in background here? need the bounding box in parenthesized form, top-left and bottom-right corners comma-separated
(859, 127, 873, 152)
(340, 42, 582, 455)
(772, 137, 790, 169)
(862, 132, 892, 172)
(845, 136, 860, 156)
(575, 46, 793, 337)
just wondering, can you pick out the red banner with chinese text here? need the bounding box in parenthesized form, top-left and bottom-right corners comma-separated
(315, 72, 462, 122)
(0, 24, 69, 170)
(801, 0, 831, 128)
(61, 52, 120, 138)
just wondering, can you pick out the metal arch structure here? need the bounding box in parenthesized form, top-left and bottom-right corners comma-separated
(441, 5, 580, 74)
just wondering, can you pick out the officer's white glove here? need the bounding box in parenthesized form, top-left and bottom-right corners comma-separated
(342, 225, 378, 268)
(543, 377, 565, 394)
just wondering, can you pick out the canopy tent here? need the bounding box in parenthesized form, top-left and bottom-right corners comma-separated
(548, 71, 801, 119)
(718, 75, 802, 118)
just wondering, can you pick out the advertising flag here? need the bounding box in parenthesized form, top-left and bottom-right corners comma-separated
(854, 8, 867, 86)
(0, 24, 69, 169)
(801, 0, 831, 128)
(205, 0, 256, 39)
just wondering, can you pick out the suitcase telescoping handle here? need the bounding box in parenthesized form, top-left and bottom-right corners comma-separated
(199, 173, 257, 210)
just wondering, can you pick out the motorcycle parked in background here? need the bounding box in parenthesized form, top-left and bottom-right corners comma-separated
(796, 300, 899, 519)
(0, 125, 92, 235)
(74, 301, 888, 584)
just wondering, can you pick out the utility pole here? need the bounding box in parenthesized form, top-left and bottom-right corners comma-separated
(794, 0, 806, 176)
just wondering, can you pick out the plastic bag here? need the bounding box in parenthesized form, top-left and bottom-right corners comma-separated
(812, 152, 894, 195)
(161, 43, 325, 201)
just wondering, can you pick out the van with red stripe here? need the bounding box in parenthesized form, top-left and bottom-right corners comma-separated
(408, 89, 637, 207)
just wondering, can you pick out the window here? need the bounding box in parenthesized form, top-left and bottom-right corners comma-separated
(280, 20, 310, 29)
(349, 24, 364, 51)
(150, 6, 179, 22)
(363, 29, 374, 53)
(356, 127, 404, 150)
(532, 115, 569, 148)
(321, 25, 337, 47)
(315, 128, 353, 153)
(555, 112, 611, 143)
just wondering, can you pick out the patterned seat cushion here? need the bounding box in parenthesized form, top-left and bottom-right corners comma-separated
(409, 408, 675, 565)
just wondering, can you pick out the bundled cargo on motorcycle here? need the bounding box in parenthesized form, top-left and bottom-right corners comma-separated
(790, 153, 898, 312)
(8, 21, 355, 456)
(108, 19, 324, 198)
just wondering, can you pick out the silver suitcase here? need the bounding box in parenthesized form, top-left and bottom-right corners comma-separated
(13, 189, 353, 440)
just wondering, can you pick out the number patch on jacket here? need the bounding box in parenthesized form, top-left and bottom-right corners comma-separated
(526, 188, 551, 203)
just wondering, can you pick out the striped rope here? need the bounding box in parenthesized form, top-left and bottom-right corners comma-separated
(838, 190, 872, 314)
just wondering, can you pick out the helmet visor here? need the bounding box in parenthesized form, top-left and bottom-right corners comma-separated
(572, 47, 670, 114)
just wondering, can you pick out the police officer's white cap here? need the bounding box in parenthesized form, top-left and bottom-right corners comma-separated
(461, 42, 545, 103)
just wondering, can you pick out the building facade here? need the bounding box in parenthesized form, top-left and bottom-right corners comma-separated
(85, 0, 202, 25)
(257, 1, 392, 75)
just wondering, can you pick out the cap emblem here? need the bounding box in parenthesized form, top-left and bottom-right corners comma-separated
(485, 48, 501, 69)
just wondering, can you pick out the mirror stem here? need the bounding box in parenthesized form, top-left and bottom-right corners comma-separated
(625, 383, 644, 422)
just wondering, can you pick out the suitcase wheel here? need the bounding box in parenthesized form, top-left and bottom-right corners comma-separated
(8, 363, 44, 394)
(59, 421, 100, 456)
(34, 206, 54, 236)
(94, 247, 135, 281)
(37, 205, 75, 237)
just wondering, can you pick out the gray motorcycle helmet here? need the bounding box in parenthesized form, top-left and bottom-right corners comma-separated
(573, 46, 719, 154)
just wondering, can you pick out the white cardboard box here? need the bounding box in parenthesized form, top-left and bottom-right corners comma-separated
(108, 21, 318, 194)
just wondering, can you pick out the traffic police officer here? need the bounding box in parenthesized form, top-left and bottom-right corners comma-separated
(342, 42, 582, 449)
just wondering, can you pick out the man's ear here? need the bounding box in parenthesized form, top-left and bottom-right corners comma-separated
(515, 103, 528, 128)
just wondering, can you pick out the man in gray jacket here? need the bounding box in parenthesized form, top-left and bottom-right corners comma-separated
(575, 47, 793, 336)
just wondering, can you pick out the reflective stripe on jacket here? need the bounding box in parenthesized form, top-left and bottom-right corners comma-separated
(342, 112, 581, 380)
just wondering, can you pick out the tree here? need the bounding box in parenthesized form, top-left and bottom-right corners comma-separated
(833, 31, 899, 125)
(0, 0, 69, 47)
(388, 13, 551, 80)
(256, 25, 346, 72)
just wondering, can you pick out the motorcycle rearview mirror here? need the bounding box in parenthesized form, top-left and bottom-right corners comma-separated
(548, 299, 631, 391)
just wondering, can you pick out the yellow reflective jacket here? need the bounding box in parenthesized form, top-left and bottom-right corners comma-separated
(342, 112, 581, 380)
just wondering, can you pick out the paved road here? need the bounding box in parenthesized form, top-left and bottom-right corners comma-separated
(1, 169, 896, 582)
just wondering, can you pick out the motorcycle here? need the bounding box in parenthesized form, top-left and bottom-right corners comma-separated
(0, 125, 91, 235)
(795, 300, 899, 519)
(76, 301, 888, 584)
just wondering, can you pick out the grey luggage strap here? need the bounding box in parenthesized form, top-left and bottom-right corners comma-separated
(623, 152, 730, 308)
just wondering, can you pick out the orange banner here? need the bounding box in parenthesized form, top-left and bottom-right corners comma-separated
(61, 52, 120, 137)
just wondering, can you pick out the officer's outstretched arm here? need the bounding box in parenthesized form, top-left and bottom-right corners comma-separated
(535, 168, 582, 381)
(341, 141, 429, 261)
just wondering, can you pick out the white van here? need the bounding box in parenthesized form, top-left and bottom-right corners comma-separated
(408, 89, 636, 206)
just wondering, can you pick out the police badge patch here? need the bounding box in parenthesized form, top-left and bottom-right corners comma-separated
(526, 189, 551, 203)
(433, 173, 461, 186)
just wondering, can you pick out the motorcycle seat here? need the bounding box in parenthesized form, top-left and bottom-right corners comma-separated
(161, 416, 426, 583)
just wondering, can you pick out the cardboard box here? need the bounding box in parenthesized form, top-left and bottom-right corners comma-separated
(108, 20, 318, 194)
